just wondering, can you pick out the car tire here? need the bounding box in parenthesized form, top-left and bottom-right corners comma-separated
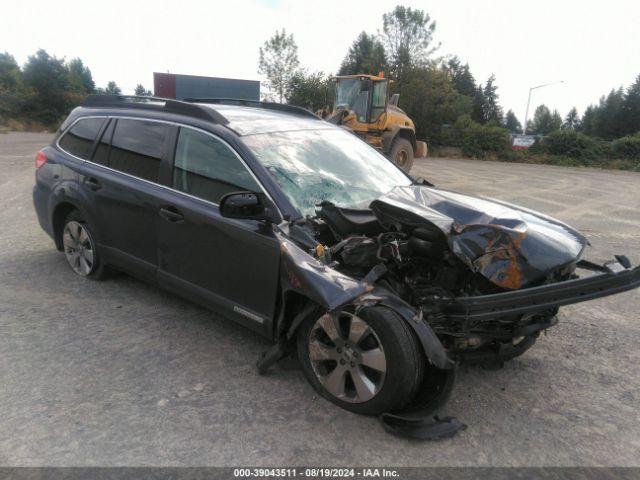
(297, 306, 425, 415)
(61, 210, 107, 280)
(389, 137, 414, 173)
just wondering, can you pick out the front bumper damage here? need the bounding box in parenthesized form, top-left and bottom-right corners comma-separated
(267, 232, 639, 439)
(438, 257, 640, 323)
(424, 256, 640, 366)
(350, 257, 640, 369)
(345, 257, 640, 440)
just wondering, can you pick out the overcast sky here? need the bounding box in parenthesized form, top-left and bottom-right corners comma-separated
(2, 0, 638, 124)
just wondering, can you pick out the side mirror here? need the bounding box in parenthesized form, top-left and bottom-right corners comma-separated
(219, 191, 280, 223)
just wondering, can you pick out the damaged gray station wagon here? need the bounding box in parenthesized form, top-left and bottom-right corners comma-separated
(34, 96, 640, 433)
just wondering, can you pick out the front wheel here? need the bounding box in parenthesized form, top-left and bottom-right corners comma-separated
(297, 306, 425, 415)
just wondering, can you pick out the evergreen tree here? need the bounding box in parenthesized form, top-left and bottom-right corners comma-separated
(67, 58, 95, 94)
(398, 66, 472, 142)
(444, 56, 476, 98)
(623, 75, 640, 136)
(0, 52, 22, 121)
(563, 107, 581, 130)
(471, 85, 486, 124)
(527, 104, 561, 135)
(134, 84, 152, 96)
(503, 110, 522, 134)
(482, 74, 503, 124)
(581, 105, 598, 137)
(550, 109, 563, 132)
(595, 88, 625, 139)
(338, 32, 387, 75)
(104, 81, 121, 95)
(21, 49, 72, 124)
(288, 71, 334, 112)
(0, 52, 21, 91)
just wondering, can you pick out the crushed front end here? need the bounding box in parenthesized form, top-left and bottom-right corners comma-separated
(290, 184, 640, 364)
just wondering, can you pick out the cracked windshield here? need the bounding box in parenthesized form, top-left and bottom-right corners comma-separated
(244, 128, 411, 216)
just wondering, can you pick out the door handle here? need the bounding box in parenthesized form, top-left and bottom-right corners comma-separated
(159, 206, 184, 223)
(83, 177, 102, 191)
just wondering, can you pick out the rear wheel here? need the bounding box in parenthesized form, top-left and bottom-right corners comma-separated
(62, 211, 107, 280)
(389, 137, 414, 173)
(297, 306, 424, 415)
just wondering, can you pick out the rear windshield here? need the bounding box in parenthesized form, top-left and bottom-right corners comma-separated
(243, 128, 411, 216)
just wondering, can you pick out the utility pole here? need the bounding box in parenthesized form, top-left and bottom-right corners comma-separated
(523, 80, 564, 134)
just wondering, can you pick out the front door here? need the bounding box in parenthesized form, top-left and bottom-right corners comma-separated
(156, 126, 280, 335)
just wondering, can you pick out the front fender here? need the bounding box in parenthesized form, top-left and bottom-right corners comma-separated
(351, 289, 454, 370)
(276, 230, 453, 370)
(277, 232, 373, 310)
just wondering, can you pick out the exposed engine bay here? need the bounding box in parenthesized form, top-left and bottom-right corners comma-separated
(265, 181, 639, 440)
(286, 184, 595, 362)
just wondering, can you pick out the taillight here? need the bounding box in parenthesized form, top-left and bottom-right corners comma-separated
(35, 150, 47, 169)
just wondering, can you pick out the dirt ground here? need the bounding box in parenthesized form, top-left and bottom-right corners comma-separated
(1, 132, 639, 466)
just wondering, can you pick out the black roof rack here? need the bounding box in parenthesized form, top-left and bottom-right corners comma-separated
(183, 98, 320, 120)
(82, 95, 228, 124)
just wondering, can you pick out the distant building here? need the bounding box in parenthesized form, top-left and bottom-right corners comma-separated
(153, 73, 260, 101)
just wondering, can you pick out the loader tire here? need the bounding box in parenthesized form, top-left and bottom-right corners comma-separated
(389, 138, 414, 173)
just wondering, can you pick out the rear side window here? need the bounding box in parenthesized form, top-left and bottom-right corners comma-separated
(109, 119, 169, 182)
(59, 117, 105, 159)
(172, 127, 260, 204)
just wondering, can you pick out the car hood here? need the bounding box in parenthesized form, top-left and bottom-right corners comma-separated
(369, 185, 587, 290)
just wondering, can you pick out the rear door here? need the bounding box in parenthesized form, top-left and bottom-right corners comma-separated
(156, 126, 281, 335)
(78, 117, 174, 282)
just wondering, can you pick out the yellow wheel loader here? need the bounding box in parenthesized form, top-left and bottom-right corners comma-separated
(319, 74, 427, 173)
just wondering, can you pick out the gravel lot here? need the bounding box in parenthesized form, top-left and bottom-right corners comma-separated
(1, 132, 639, 466)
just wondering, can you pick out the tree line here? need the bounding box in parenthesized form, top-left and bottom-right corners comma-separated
(522, 76, 640, 140)
(258, 5, 640, 161)
(0, 50, 151, 127)
(2, 5, 640, 164)
(257, 6, 511, 145)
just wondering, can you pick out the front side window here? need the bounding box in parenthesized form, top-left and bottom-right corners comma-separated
(172, 127, 260, 204)
(109, 119, 169, 182)
(59, 117, 105, 159)
(243, 128, 411, 216)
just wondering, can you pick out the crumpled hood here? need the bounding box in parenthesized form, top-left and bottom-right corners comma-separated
(370, 185, 587, 289)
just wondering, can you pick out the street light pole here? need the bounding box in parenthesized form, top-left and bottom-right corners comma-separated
(522, 80, 564, 134)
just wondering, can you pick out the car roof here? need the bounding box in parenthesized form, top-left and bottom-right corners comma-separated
(195, 103, 333, 136)
(74, 96, 334, 138)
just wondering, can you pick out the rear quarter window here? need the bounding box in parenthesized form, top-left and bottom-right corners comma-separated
(58, 117, 106, 159)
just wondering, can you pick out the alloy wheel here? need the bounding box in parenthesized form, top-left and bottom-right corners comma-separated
(62, 220, 95, 276)
(308, 312, 387, 403)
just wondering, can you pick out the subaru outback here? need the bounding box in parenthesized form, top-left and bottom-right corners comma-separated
(33, 96, 640, 435)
